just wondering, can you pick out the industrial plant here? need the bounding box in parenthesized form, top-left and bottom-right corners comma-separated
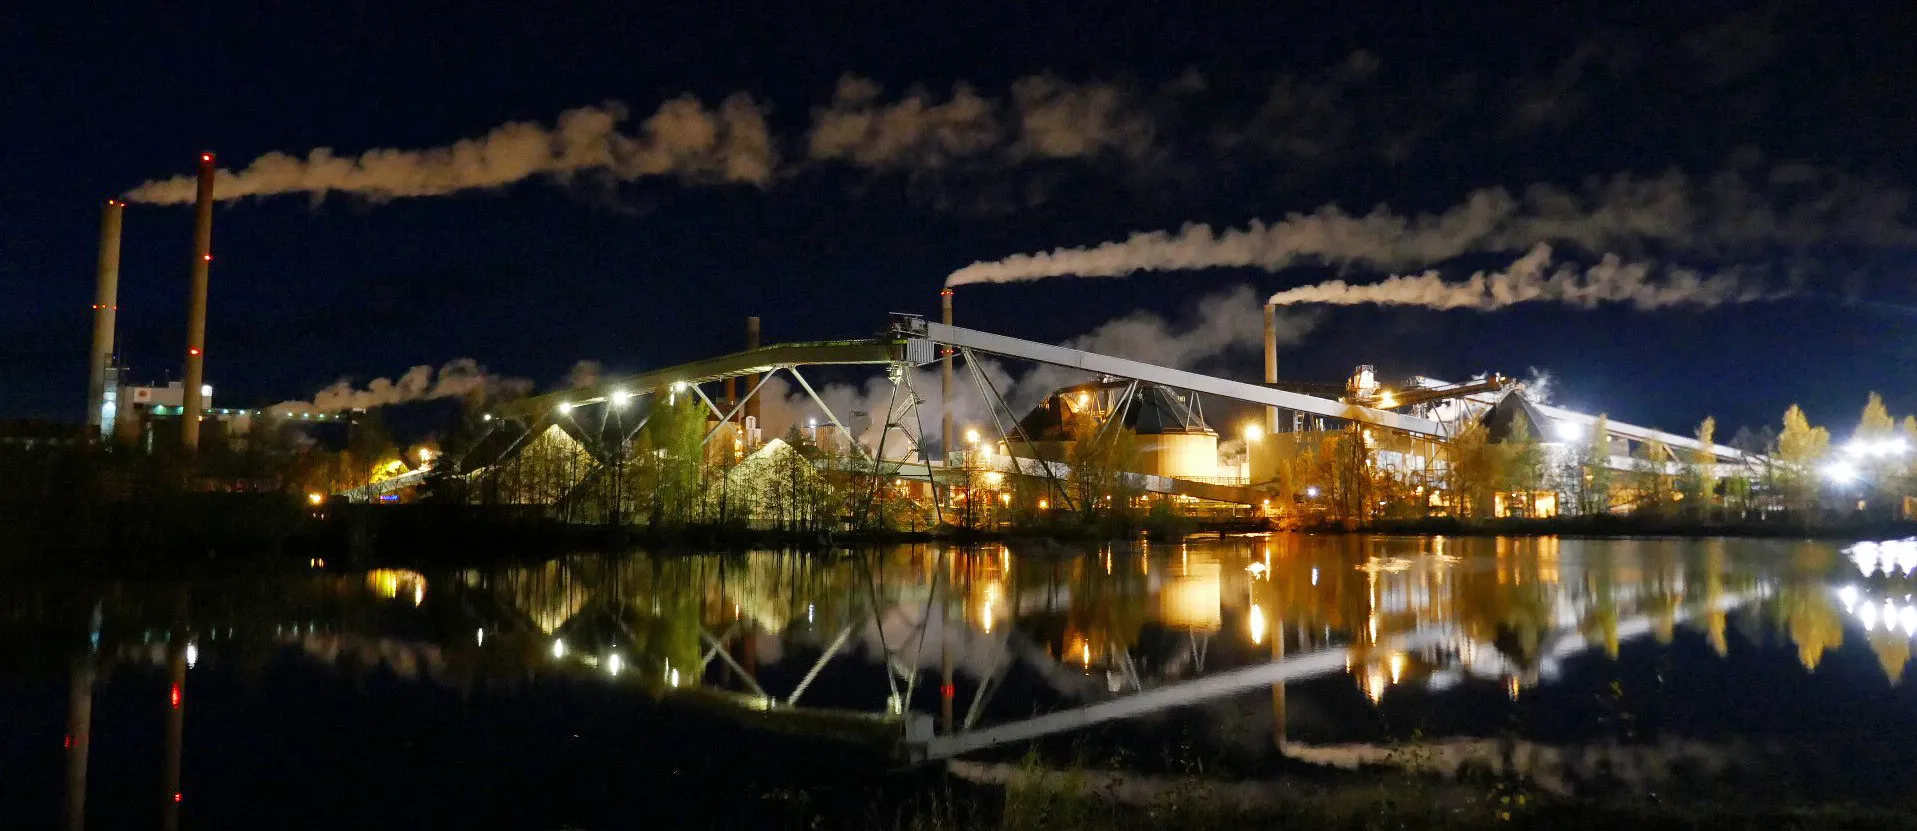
(55, 152, 1906, 535)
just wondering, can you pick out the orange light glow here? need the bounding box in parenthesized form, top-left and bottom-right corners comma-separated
(187, 347, 200, 356)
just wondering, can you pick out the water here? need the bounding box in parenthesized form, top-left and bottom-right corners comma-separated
(5, 535, 1917, 826)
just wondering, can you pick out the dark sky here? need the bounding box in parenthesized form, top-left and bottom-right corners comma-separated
(4, 0, 1914, 436)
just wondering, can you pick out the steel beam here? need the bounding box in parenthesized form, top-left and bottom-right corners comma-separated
(921, 322, 1442, 436)
(497, 338, 908, 420)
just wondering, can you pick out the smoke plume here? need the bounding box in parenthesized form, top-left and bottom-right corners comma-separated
(269, 358, 530, 414)
(945, 165, 1917, 286)
(1265, 244, 1779, 311)
(805, 73, 1154, 171)
(124, 96, 773, 204)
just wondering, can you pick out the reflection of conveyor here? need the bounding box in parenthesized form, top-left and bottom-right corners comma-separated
(911, 591, 1763, 761)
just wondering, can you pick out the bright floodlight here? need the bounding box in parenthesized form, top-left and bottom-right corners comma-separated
(1243, 423, 1264, 442)
(551, 639, 567, 659)
(557, 402, 573, 414)
(1823, 461, 1859, 484)
(1554, 420, 1583, 442)
(965, 428, 981, 445)
(482, 413, 493, 422)
(1305, 486, 1321, 498)
(611, 389, 632, 407)
(1845, 440, 1867, 457)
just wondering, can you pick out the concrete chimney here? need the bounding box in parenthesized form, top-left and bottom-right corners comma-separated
(1263, 303, 1279, 432)
(940, 289, 954, 464)
(742, 316, 762, 434)
(180, 153, 216, 453)
(85, 199, 124, 440)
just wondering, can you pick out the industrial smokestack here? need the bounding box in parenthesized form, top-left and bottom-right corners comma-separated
(940, 289, 954, 465)
(86, 199, 124, 440)
(743, 316, 761, 427)
(1263, 302, 1279, 432)
(180, 153, 216, 453)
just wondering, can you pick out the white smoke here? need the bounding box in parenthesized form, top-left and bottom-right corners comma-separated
(269, 358, 530, 414)
(805, 73, 1154, 170)
(124, 96, 773, 204)
(945, 164, 1917, 286)
(1265, 244, 1779, 311)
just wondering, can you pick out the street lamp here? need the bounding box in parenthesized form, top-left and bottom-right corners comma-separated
(1243, 423, 1263, 442)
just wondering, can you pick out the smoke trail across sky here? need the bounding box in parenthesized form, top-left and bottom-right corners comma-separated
(1264, 244, 1780, 311)
(124, 97, 774, 204)
(944, 166, 1917, 286)
(269, 358, 529, 414)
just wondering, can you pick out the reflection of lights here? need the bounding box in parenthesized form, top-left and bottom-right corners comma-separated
(1081, 642, 1091, 666)
(1248, 604, 1267, 645)
(807, 604, 815, 623)
(169, 684, 182, 709)
(185, 643, 199, 669)
(413, 583, 424, 606)
(1840, 584, 1861, 609)
(1311, 567, 1320, 586)
(1246, 561, 1268, 577)
(607, 653, 623, 676)
(476, 628, 486, 646)
(1388, 652, 1406, 684)
(668, 667, 681, 688)
(551, 639, 567, 659)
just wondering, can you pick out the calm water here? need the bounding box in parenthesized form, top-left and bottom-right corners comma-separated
(6, 535, 1917, 827)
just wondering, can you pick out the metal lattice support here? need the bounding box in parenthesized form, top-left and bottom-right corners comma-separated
(960, 348, 1078, 515)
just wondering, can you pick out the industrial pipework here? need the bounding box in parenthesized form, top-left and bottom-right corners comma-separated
(85, 199, 124, 439)
(180, 153, 216, 452)
(940, 289, 954, 464)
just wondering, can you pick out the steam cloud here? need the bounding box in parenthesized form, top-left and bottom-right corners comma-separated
(269, 358, 530, 414)
(1265, 244, 1779, 311)
(807, 73, 1154, 170)
(945, 165, 1917, 286)
(124, 96, 774, 204)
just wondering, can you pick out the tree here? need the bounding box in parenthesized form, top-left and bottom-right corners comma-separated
(1501, 418, 1547, 516)
(1776, 404, 1830, 518)
(1857, 392, 1902, 510)
(1571, 414, 1615, 515)
(1679, 416, 1718, 520)
(1633, 438, 1676, 518)
(1444, 421, 1497, 519)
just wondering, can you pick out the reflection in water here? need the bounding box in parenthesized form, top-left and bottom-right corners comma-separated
(14, 534, 1917, 818)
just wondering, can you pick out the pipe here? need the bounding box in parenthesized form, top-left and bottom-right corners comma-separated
(1263, 303, 1279, 432)
(180, 153, 216, 453)
(743, 316, 761, 430)
(86, 200, 124, 440)
(940, 289, 954, 465)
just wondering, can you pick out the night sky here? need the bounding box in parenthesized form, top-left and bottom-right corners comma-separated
(4, 1, 1914, 437)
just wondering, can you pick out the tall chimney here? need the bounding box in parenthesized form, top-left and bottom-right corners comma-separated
(940, 289, 954, 464)
(86, 199, 124, 440)
(743, 315, 761, 426)
(1263, 303, 1279, 432)
(180, 153, 216, 453)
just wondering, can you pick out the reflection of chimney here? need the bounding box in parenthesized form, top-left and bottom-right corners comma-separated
(65, 654, 95, 831)
(743, 316, 761, 427)
(161, 641, 185, 831)
(1263, 303, 1279, 431)
(940, 289, 954, 464)
(180, 153, 216, 452)
(86, 200, 124, 439)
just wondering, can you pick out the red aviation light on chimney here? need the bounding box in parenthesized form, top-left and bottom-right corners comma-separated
(200, 153, 213, 162)
(187, 347, 201, 357)
(201, 254, 212, 262)
(169, 683, 182, 708)
(940, 288, 954, 296)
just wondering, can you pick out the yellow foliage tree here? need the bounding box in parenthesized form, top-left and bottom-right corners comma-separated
(1777, 405, 1830, 515)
